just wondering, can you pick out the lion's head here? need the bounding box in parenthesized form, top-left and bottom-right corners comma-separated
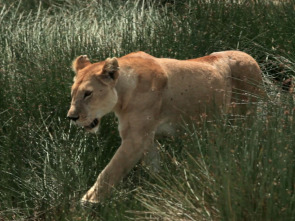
(67, 55, 119, 133)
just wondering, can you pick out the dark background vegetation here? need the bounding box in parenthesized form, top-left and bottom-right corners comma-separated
(0, 0, 295, 220)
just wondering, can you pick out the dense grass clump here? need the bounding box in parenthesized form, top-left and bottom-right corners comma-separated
(0, 0, 295, 220)
(135, 98, 295, 220)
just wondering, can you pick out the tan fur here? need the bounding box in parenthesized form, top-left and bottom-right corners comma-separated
(67, 50, 264, 203)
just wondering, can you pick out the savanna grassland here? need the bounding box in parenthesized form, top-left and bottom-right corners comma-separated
(1, 0, 295, 220)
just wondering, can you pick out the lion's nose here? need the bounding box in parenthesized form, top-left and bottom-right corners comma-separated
(67, 107, 79, 121)
(67, 115, 79, 121)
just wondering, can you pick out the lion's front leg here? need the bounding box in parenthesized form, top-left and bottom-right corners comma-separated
(81, 132, 154, 203)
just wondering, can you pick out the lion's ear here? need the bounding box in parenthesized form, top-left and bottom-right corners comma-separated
(101, 57, 119, 80)
(72, 55, 91, 73)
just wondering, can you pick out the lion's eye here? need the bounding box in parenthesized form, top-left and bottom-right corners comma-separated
(84, 91, 93, 99)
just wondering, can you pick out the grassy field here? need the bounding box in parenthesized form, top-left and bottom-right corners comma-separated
(1, 0, 295, 220)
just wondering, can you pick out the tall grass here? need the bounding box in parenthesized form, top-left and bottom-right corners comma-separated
(0, 0, 295, 220)
(135, 96, 295, 220)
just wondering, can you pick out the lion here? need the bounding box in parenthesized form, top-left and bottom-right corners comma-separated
(67, 50, 264, 203)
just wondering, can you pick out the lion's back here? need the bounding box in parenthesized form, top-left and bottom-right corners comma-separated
(156, 51, 263, 119)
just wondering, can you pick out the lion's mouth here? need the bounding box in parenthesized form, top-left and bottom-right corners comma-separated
(84, 118, 99, 130)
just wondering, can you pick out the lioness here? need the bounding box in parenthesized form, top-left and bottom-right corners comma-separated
(67, 51, 263, 203)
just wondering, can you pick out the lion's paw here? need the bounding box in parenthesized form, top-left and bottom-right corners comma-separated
(81, 186, 100, 204)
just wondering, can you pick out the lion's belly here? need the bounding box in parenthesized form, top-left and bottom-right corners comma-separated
(156, 121, 176, 136)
